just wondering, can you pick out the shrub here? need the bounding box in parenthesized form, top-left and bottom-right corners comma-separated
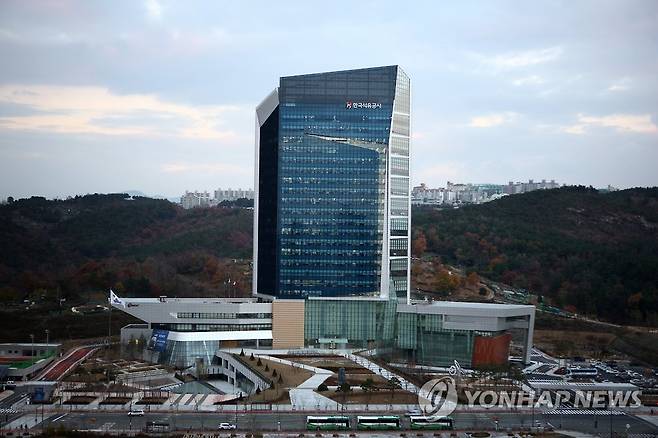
(317, 382, 328, 392)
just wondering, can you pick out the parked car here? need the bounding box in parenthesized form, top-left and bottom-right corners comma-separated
(218, 423, 237, 430)
(127, 410, 145, 417)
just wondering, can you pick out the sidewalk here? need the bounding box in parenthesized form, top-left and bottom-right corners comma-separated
(339, 352, 421, 394)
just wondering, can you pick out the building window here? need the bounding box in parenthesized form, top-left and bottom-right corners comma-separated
(390, 198, 408, 216)
(390, 238, 408, 256)
(390, 177, 409, 196)
(390, 136, 409, 156)
(391, 217, 408, 236)
(391, 157, 409, 176)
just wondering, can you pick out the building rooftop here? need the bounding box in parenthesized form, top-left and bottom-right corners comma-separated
(418, 300, 534, 310)
(0, 343, 61, 348)
(401, 300, 535, 316)
(119, 297, 259, 304)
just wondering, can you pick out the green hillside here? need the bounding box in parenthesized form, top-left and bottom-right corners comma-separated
(1, 187, 657, 332)
(412, 186, 658, 325)
(0, 194, 253, 310)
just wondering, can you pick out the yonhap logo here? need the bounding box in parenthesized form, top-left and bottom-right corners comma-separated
(418, 376, 458, 420)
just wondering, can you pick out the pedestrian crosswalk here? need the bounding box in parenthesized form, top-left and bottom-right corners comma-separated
(0, 408, 18, 414)
(545, 408, 625, 416)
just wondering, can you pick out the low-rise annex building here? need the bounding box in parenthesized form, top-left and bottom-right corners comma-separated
(112, 293, 534, 370)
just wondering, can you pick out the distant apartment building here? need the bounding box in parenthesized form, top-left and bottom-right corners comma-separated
(180, 190, 211, 209)
(214, 187, 255, 202)
(412, 179, 560, 206)
(180, 188, 254, 209)
(503, 179, 560, 195)
(412, 182, 502, 206)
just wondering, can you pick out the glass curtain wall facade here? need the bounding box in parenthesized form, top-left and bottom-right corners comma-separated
(395, 313, 475, 367)
(254, 66, 411, 300)
(304, 297, 396, 348)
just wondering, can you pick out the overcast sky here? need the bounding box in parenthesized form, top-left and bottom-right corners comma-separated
(0, 0, 656, 199)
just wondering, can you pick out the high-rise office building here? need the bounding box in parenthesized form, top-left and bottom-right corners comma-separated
(253, 66, 411, 300)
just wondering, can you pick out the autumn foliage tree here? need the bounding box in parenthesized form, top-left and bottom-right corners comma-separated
(432, 268, 461, 293)
(412, 231, 427, 258)
(466, 272, 480, 287)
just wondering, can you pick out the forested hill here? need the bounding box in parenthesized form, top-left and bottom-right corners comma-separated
(2, 188, 657, 326)
(0, 194, 253, 304)
(412, 186, 658, 325)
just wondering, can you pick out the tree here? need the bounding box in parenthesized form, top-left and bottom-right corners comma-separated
(361, 378, 374, 407)
(386, 378, 398, 401)
(412, 232, 428, 258)
(433, 268, 461, 293)
(466, 272, 480, 287)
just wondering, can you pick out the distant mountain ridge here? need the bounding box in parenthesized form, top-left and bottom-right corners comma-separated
(412, 186, 658, 325)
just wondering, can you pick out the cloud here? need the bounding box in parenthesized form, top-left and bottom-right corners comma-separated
(145, 0, 163, 21)
(476, 46, 563, 72)
(161, 162, 251, 176)
(468, 112, 520, 128)
(0, 85, 248, 140)
(607, 77, 631, 92)
(563, 114, 658, 135)
(512, 75, 545, 86)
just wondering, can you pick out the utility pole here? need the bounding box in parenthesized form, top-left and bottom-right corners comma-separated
(45, 329, 49, 347)
(30, 334, 35, 366)
(107, 290, 114, 350)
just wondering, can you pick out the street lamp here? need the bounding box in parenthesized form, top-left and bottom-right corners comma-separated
(30, 334, 35, 366)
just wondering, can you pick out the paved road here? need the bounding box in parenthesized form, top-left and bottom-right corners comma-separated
(0, 389, 30, 428)
(32, 410, 658, 435)
(38, 347, 95, 381)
